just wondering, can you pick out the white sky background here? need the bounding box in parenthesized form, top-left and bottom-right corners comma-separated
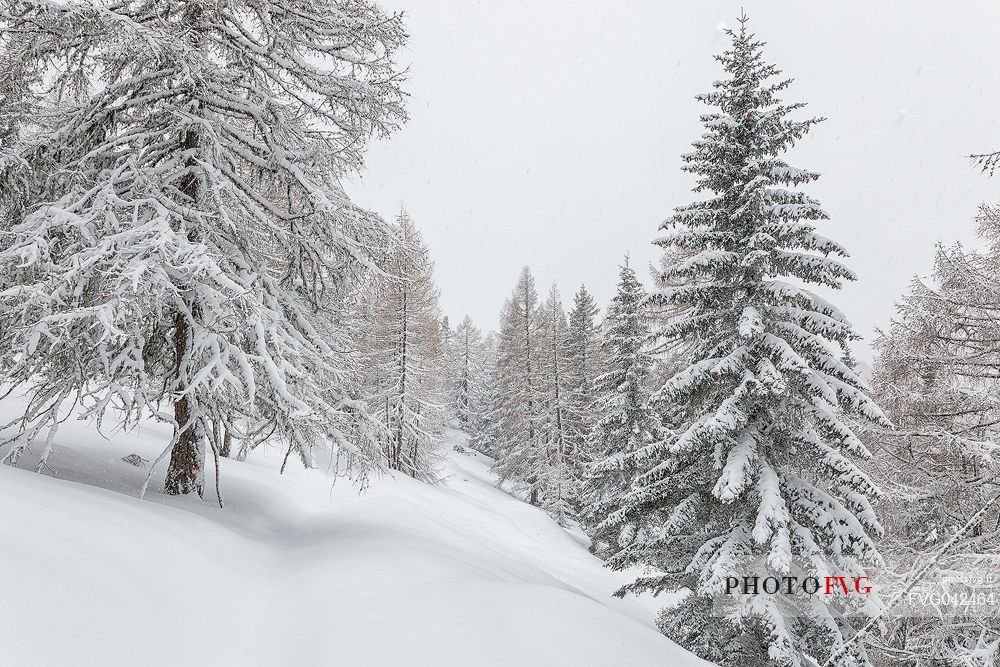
(345, 0, 1000, 363)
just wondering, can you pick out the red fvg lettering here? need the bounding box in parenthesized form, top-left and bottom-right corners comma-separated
(824, 576, 871, 595)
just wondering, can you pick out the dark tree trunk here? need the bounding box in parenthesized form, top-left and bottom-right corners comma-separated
(164, 96, 203, 496)
(526, 300, 540, 507)
(393, 288, 407, 472)
(220, 424, 232, 459)
(213, 419, 232, 458)
(165, 309, 203, 496)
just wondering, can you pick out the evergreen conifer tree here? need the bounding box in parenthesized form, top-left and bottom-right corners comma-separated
(584, 259, 659, 556)
(564, 285, 602, 467)
(453, 315, 486, 429)
(470, 333, 501, 457)
(610, 17, 889, 667)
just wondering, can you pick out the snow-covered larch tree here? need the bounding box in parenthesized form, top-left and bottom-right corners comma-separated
(867, 208, 1000, 667)
(491, 266, 544, 504)
(609, 17, 889, 667)
(0, 0, 407, 495)
(360, 210, 447, 481)
(536, 283, 576, 524)
(584, 258, 659, 557)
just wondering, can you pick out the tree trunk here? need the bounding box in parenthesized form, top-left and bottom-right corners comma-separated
(165, 309, 203, 496)
(164, 87, 203, 496)
(525, 301, 538, 505)
(395, 289, 407, 472)
(213, 419, 232, 458)
(220, 424, 232, 459)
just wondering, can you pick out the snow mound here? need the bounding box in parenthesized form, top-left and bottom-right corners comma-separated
(0, 395, 705, 666)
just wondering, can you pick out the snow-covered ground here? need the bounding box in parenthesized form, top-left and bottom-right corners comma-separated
(0, 395, 703, 667)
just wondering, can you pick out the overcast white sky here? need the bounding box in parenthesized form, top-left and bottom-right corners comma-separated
(345, 1, 1000, 362)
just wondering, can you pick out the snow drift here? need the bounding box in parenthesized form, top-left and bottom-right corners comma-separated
(0, 395, 703, 666)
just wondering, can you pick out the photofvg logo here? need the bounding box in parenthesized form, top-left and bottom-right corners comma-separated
(708, 554, 1000, 621)
(708, 556, 880, 619)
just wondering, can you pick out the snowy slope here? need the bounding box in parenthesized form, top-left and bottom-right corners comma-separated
(0, 395, 704, 667)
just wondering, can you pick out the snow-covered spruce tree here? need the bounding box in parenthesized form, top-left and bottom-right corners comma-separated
(0, 1, 406, 494)
(563, 284, 602, 470)
(453, 315, 487, 429)
(469, 332, 500, 456)
(609, 17, 889, 667)
(491, 267, 544, 504)
(584, 259, 660, 557)
(866, 211, 1000, 667)
(439, 315, 459, 417)
(536, 284, 577, 525)
(360, 210, 447, 482)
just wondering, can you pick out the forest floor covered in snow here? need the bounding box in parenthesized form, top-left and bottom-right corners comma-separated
(0, 393, 704, 667)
